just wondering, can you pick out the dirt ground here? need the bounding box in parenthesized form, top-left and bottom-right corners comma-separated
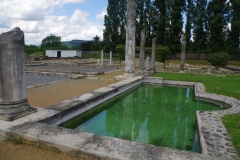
(0, 140, 91, 160)
(0, 70, 126, 160)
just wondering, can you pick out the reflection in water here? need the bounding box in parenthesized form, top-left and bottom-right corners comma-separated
(60, 84, 223, 153)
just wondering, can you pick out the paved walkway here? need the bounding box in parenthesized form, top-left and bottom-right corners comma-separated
(26, 65, 120, 73)
(26, 73, 68, 86)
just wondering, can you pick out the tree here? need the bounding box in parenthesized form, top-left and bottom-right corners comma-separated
(41, 34, 62, 49)
(81, 41, 93, 51)
(93, 35, 101, 42)
(185, 0, 194, 53)
(152, 0, 167, 46)
(225, 0, 240, 54)
(207, 0, 230, 52)
(90, 35, 103, 51)
(166, 0, 186, 53)
(103, 0, 127, 52)
(208, 51, 229, 70)
(192, 0, 208, 53)
(25, 45, 41, 55)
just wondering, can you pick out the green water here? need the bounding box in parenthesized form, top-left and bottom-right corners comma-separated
(60, 84, 224, 152)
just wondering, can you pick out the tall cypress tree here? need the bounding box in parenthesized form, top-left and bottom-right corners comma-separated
(151, 0, 167, 45)
(192, 0, 208, 53)
(226, 0, 240, 53)
(207, 0, 230, 52)
(143, 0, 152, 46)
(166, 0, 186, 53)
(185, 0, 194, 53)
(103, 0, 127, 52)
(136, 0, 145, 46)
(118, 0, 127, 45)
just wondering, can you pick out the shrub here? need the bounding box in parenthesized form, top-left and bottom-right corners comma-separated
(208, 52, 229, 70)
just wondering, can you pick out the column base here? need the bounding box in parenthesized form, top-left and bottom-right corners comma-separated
(0, 99, 37, 121)
(115, 73, 136, 81)
(179, 70, 185, 73)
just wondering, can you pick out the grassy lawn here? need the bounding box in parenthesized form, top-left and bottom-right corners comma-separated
(222, 114, 240, 156)
(151, 72, 240, 156)
(165, 59, 240, 67)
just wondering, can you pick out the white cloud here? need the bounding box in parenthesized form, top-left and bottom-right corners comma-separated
(70, 9, 90, 24)
(0, 0, 104, 45)
(96, 8, 107, 20)
(55, 0, 85, 6)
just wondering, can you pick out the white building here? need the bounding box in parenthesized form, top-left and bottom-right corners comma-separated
(46, 50, 82, 58)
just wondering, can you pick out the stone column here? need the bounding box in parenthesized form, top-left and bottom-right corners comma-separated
(146, 55, 150, 71)
(205, 63, 211, 74)
(110, 51, 112, 65)
(101, 50, 104, 65)
(139, 30, 145, 76)
(0, 28, 37, 121)
(124, 0, 136, 77)
(150, 38, 156, 73)
(180, 35, 186, 73)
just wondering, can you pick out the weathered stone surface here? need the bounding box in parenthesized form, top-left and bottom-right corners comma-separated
(139, 30, 145, 76)
(0, 28, 36, 121)
(150, 38, 156, 73)
(205, 63, 211, 74)
(124, 0, 136, 76)
(180, 35, 186, 72)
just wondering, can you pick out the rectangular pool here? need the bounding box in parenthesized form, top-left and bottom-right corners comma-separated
(59, 84, 224, 152)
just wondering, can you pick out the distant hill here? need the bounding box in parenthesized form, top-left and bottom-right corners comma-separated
(62, 40, 90, 48)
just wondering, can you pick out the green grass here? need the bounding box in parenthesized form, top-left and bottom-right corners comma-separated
(151, 72, 240, 155)
(222, 114, 240, 156)
(152, 72, 240, 99)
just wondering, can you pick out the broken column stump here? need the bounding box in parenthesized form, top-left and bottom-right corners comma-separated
(0, 27, 37, 121)
(124, 0, 137, 77)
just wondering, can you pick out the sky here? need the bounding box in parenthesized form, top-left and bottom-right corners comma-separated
(0, 0, 108, 45)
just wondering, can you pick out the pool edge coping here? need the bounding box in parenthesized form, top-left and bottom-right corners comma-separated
(0, 76, 239, 159)
(145, 77, 240, 159)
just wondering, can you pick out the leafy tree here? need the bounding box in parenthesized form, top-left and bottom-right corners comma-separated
(192, 0, 208, 53)
(41, 34, 62, 49)
(25, 45, 41, 54)
(103, 0, 127, 52)
(208, 51, 229, 70)
(166, 0, 186, 53)
(93, 35, 101, 42)
(136, 0, 153, 46)
(185, 0, 194, 53)
(225, 0, 240, 54)
(90, 35, 103, 51)
(152, 0, 167, 46)
(118, 0, 127, 45)
(71, 45, 81, 50)
(207, 0, 230, 52)
(81, 41, 93, 51)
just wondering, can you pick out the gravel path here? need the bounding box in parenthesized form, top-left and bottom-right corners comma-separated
(26, 74, 68, 86)
(26, 65, 119, 73)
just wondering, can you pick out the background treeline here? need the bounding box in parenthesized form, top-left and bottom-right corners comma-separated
(103, 0, 240, 54)
(25, 35, 102, 55)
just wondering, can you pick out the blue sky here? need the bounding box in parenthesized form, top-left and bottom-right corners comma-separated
(0, 0, 108, 45)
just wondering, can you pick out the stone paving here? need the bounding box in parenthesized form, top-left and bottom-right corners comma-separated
(26, 65, 120, 74)
(26, 73, 68, 87)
